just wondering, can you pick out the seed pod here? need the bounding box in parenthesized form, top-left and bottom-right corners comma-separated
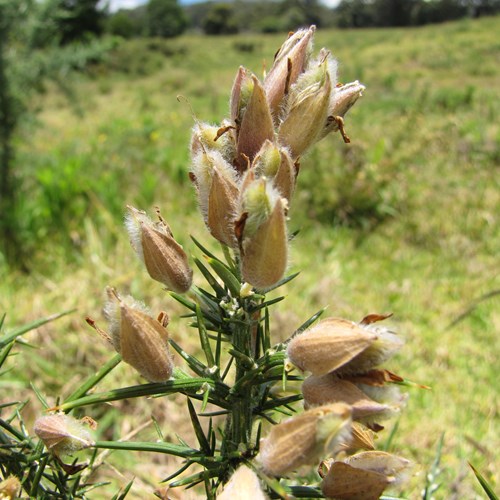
(258, 403, 351, 476)
(264, 26, 315, 118)
(126, 206, 192, 293)
(219, 465, 268, 500)
(319, 81, 366, 140)
(335, 325, 404, 376)
(321, 461, 390, 500)
(340, 422, 375, 453)
(302, 374, 393, 424)
(278, 56, 333, 159)
(190, 120, 236, 161)
(239, 181, 288, 289)
(103, 288, 174, 382)
(34, 414, 95, 457)
(230, 66, 254, 126)
(207, 167, 239, 247)
(344, 451, 412, 485)
(287, 318, 377, 376)
(237, 76, 275, 168)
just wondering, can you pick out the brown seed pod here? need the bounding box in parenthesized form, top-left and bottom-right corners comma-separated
(287, 318, 377, 376)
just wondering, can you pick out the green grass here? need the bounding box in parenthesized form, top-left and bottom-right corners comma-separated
(1, 17, 499, 498)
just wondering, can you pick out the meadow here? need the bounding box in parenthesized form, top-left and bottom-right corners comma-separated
(1, 16, 499, 498)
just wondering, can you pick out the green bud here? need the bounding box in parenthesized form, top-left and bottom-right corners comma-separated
(237, 179, 288, 289)
(251, 141, 297, 203)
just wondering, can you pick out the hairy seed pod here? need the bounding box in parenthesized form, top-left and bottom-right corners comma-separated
(241, 195, 288, 289)
(34, 414, 95, 456)
(237, 76, 275, 168)
(264, 26, 315, 118)
(278, 58, 332, 159)
(126, 206, 192, 293)
(321, 461, 390, 500)
(287, 318, 377, 376)
(302, 374, 393, 424)
(259, 403, 352, 476)
(219, 465, 268, 500)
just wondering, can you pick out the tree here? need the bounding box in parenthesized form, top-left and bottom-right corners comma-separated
(54, 0, 107, 44)
(0, 0, 110, 268)
(203, 3, 239, 35)
(147, 0, 187, 38)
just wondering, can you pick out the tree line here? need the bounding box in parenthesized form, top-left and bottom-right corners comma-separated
(105, 0, 499, 38)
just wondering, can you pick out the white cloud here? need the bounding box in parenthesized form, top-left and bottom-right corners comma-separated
(103, 0, 146, 13)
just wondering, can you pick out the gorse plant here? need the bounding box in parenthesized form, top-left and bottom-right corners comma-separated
(25, 27, 416, 499)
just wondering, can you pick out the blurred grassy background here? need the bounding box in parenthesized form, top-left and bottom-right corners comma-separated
(1, 17, 498, 498)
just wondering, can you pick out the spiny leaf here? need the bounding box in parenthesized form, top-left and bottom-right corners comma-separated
(469, 462, 498, 500)
(0, 309, 75, 349)
(194, 257, 226, 297)
(187, 398, 211, 455)
(206, 257, 241, 297)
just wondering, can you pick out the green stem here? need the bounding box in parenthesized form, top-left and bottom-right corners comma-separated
(56, 378, 217, 412)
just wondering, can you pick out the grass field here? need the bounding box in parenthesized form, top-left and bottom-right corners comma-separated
(1, 16, 499, 498)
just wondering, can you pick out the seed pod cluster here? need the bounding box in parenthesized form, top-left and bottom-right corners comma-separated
(189, 26, 365, 290)
(287, 314, 406, 430)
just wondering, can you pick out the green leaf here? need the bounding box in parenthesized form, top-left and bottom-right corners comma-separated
(190, 235, 221, 262)
(0, 309, 75, 349)
(56, 378, 217, 412)
(94, 440, 200, 459)
(169, 338, 210, 378)
(195, 304, 216, 368)
(469, 462, 498, 500)
(187, 398, 211, 455)
(65, 354, 122, 404)
(206, 257, 241, 297)
(194, 257, 226, 297)
(111, 479, 134, 500)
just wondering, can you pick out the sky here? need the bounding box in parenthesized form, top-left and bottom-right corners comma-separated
(106, 0, 340, 13)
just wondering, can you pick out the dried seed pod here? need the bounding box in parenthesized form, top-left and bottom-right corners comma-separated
(335, 323, 404, 376)
(264, 26, 315, 118)
(319, 81, 366, 140)
(207, 167, 239, 247)
(321, 461, 390, 500)
(278, 55, 333, 159)
(219, 465, 268, 500)
(258, 403, 352, 476)
(102, 288, 174, 382)
(302, 374, 393, 424)
(344, 451, 412, 485)
(34, 414, 95, 457)
(126, 206, 193, 293)
(341, 422, 376, 453)
(287, 318, 377, 376)
(236, 76, 275, 168)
